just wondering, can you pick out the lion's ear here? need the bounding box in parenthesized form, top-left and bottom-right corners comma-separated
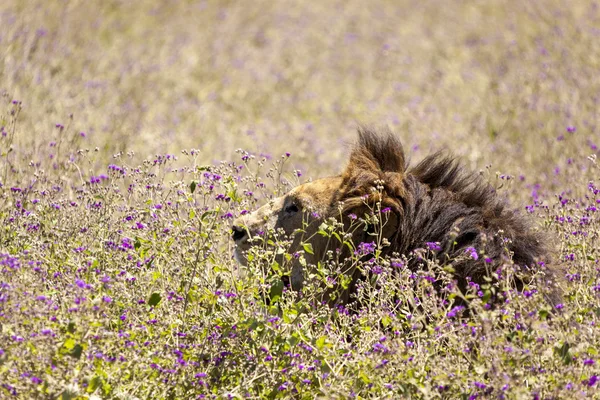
(341, 127, 406, 199)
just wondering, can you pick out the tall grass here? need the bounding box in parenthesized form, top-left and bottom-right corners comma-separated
(1, 0, 599, 398)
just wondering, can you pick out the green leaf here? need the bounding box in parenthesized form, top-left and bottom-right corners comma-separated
(269, 279, 284, 302)
(302, 243, 314, 255)
(344, 241, 355, 252)
(340, 274, 352, 290)
(381, 315, 392, 327)
(186, 289, 198, 304)
(359, 370, 371, 384)
(270, 261, 281, 273)
(282, 308, 298, 324)
(481, 289, 492, 304)
(315, 336, 327, 350)
(201, 211, 215, 221)
(87, 376, 102, 393)
(148, 292, 162, 307)
(227, 188, 240, 202)
(67, 344, 83, 359)
(59, 338, 83, 359)
(152, 271, 162, 282)
(331, 232, 341, 242)
(287, 333, 300, 347)
(190, 181, 197, 193)
(63, 338, 75, 350)
(443, 265, 456, 274)
(555, 342, 572, 365)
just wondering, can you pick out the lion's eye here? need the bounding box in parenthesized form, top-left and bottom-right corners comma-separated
(285, 203, 300, 214)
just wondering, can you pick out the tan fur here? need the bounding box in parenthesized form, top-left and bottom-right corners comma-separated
(233, 177, 344, 290)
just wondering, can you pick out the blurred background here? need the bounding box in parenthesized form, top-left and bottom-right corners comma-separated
(1, 0, 598, 202)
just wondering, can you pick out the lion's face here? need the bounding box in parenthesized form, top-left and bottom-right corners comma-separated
(232, 176, 343, 289)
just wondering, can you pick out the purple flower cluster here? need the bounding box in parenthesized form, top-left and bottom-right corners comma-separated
(355, 241, 376, 255)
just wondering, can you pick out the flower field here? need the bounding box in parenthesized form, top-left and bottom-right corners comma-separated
(1, 1, 599, 398)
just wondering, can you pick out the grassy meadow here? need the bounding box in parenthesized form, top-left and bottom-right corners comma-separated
(1, 0, 600, 398)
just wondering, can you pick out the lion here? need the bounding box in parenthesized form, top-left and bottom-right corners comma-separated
(232, 127, 560, 306)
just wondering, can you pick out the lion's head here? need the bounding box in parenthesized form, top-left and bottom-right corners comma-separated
(232, 128, 406, 292)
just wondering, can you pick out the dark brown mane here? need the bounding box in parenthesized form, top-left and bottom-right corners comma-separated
(339, 128, 558, 303)
(349, 127, 495, 208)
(409, 151, 496, 209)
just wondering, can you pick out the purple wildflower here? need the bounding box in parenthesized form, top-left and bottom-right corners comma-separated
(355, 241, 376, 255)
(426, 242, 441, 251)
(465, 247, 478, 260)
(447, 305, 465, 318)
